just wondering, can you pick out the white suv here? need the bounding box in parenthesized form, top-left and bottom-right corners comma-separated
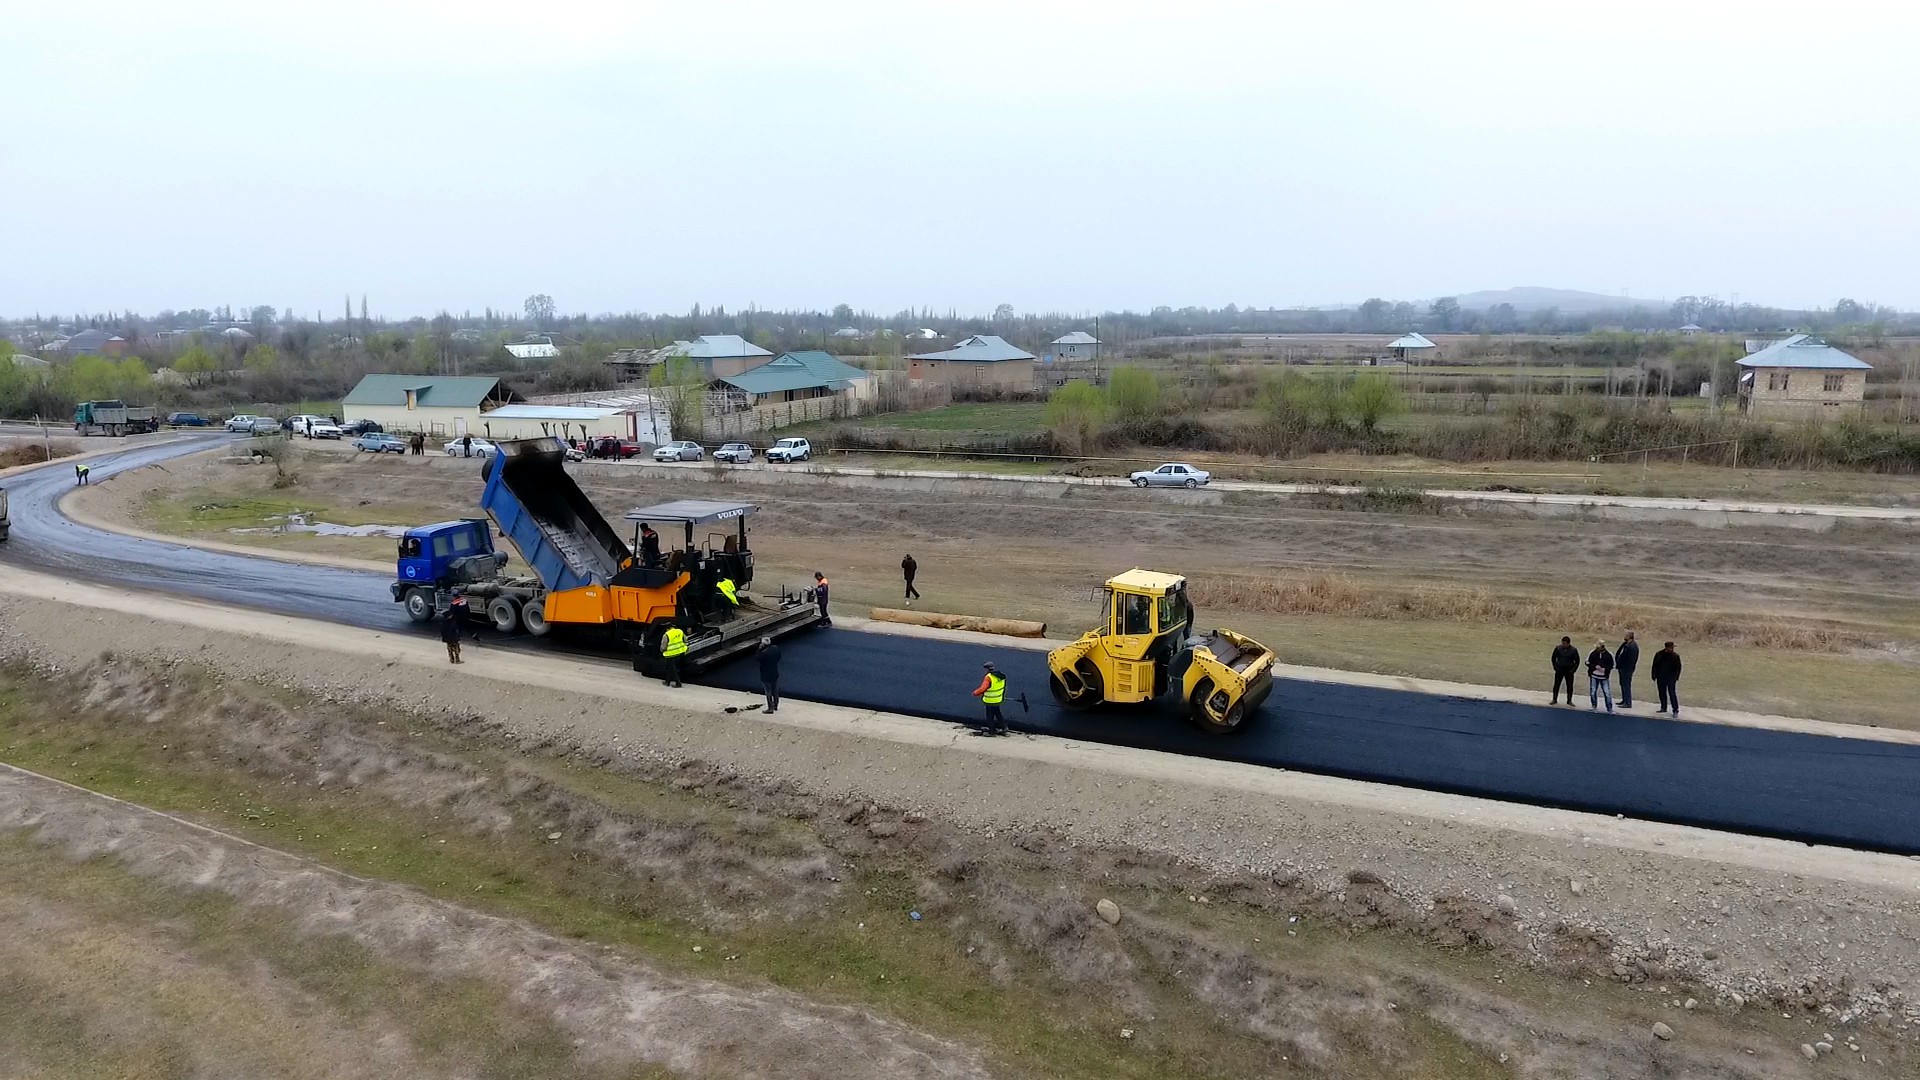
(765, 437, 812, 463)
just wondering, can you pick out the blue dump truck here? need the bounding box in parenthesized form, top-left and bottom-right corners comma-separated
(391, 437, 818, 674)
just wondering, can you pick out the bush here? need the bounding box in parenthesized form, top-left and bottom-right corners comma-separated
(1043, 382, 1108, 455)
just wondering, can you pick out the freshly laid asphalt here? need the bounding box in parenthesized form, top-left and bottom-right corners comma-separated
(7, 437, 1920, 854)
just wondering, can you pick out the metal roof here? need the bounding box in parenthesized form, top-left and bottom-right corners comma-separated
(1052, 331, 1101, 345)
(1107, 567, 1185, 593)
(1388, 332, 1436, 349)
(907, 334, 1036, 363)
(718, 351, 868, 395)
(482, 403, 624, 420)
(623, 499, 761, 524)
(659, 334, 773, 360)
(1735, 334, 1871, 370)
(342, 374, 504, 408)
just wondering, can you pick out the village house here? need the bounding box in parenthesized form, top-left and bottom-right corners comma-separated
(710, 350, 871, 410)
(341, 374, 512, 437)
(905, 334, 1036, 390)
(1736, 334, 1872, 419)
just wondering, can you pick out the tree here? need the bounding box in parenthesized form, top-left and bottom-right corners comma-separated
(1355, 297, 1390, 332)
(648, 356, 708, 442)
(1347, 372, 1405, 433)
(174, 344, 220, 387)
(831, 303, 854, 324)
(1044, 381, 1107, 454)
(992, 303, 1015, 324)
(1487, 303, 1519, 332)
(1427, 296, 1461, 331)
(1467, 376, 1499, 412)
(1834, 298, 1866, 325)
(242, 343, 282, 374)
(525, 294, 556, 328)
(1106, 366, 1163, 434)
(249, 304, 277, 328)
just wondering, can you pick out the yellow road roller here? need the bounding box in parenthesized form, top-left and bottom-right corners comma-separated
(1046, 568, 1276, 733)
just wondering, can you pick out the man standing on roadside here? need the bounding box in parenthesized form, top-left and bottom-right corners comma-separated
(441, 595, 466, 664)
(1652, 641, 1683, 716)
(1615, 631, 1640, 709)
(902, 554, 920, 606)
(813, 572, 831, 625)
(1586, 639, 1615, 713)
(972, 661, 1007, 735)
(757, 636, 781, 713)
(1550, 636, 1579, 705)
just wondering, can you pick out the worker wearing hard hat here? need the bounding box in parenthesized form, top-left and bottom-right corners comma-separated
(971, 661, 1008, 735)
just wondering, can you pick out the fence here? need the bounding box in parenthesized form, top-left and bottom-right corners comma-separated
(699, 395, 854, 440)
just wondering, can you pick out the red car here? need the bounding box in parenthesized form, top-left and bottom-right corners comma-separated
(574, 436, 644, 460)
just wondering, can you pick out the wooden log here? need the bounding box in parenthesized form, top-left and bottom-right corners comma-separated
(869, 607, 1046, 638)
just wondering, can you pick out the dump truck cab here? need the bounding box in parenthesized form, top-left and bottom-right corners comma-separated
(1048, 568, 1275, 734)
(391, 519, 509, 619)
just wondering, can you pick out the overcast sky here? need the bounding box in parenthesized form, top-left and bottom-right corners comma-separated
(4, 0, 1916, 318)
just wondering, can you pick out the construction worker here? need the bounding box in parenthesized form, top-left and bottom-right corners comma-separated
(813, 572, 830, 624)
(660, 625, 688, 687)
(717, 576, 739, 607)
(971, 661, 1007, 735)
(74, 462, 90, 486)
(757, 636, 780, 713)
(639, 523, 661, 568)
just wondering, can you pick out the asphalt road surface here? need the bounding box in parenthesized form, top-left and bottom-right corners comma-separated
(8, 438, 1920, 854)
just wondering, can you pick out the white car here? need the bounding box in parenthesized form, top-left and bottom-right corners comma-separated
(224, 414, 265, 432)
(713, 442, 755, 464)
(1129, 462, 1211, 488)
(765, 437, 812, 463)
(306, 419, 344, 439)
(441, 437, 498, 459)
(653, 440, 705, 462)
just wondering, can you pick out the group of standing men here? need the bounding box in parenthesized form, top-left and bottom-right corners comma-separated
(1550, 633, 1684, 715)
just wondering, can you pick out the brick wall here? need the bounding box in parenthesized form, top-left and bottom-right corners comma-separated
(1746, 368, 1866, 420)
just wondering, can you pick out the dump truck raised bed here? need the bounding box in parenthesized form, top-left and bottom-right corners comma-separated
(73, 400, 159, 436)
(388, 436, 817, 674)
(1046, 568, 1276, 733)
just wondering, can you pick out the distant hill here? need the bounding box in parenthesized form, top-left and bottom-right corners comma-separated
(1450, 287, 1663, 315)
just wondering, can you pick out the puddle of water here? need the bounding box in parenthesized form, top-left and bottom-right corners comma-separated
(230, 512, 409, 539)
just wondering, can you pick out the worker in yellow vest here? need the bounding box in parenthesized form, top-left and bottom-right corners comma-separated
(717, 577, 739, 607)
(971, 661, 1008, 735)
(660, 625, 688, 687)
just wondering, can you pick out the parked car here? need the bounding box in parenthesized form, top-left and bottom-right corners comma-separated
(285, 413, 325, 433)
(441, 437, 498, 459)
(577, 435, 644, 460)
(307, 419, 344, 439)
(713, 442, 755, 464)
(340, 419, 384, 436)
(353, 433, 408, 454)
(764, 437, 812, 463)
(1129, 462, 1211, 488)
(165, 412, 210, 427)
(652, 440, 705, 462)
(224, 414, 266, 432)
(242, 417, 281, 436)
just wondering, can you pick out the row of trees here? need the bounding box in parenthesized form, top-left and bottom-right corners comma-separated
(1043, 368, 1408, 454)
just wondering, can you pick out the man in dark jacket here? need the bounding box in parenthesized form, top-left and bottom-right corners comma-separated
(1586, 640, 1615, 713)
(902, 554, 920, 605)
(638, 523, 661, 568)
(441, 595, 466, 664)
(813, 572, 830, 624)
(1549, 636, 1579, 705)
(757, 637, 781, 713)
(1615, 631, 1640, 708)
(1651, 642, 1683, 716)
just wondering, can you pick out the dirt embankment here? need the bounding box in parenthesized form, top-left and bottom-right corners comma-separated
(2, 575, 1919, 1077)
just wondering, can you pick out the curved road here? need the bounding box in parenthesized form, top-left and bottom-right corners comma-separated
(7, 438, 1920, 854)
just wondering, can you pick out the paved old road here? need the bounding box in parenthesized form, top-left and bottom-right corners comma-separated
(6, 438, 1920, 854)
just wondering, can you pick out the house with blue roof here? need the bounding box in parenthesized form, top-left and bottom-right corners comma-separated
(1735, 335, 1872, 419)
(906, 334, 1036, 390)
(710, 351, 871, 409)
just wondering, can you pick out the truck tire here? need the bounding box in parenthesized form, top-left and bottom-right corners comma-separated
(488, 597, 520, 634)
(1187, 678, 1248, 735)
(404, 588, 435, 622)
(521, 599, 550, 636)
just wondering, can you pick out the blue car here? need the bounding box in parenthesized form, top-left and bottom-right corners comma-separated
(354, 433, 408, 454)
(166, 412, 210, 427)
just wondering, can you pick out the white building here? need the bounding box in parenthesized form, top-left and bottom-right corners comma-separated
(341, 374, 509, 437)
(505, 336, 560, 359)
(478, 402, 669, 443)
(1047, 331, 1102, 364)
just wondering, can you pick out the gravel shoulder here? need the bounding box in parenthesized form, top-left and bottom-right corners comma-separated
(4, 561, 1919, 1057)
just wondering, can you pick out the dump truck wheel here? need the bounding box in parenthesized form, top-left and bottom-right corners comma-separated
(522, 600, 550, 636)
(403, 588, 435, 623)
(1049, 660, 1103, 710)
(488, 597, 520, 633)
(1188, 678, 1248, 734)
